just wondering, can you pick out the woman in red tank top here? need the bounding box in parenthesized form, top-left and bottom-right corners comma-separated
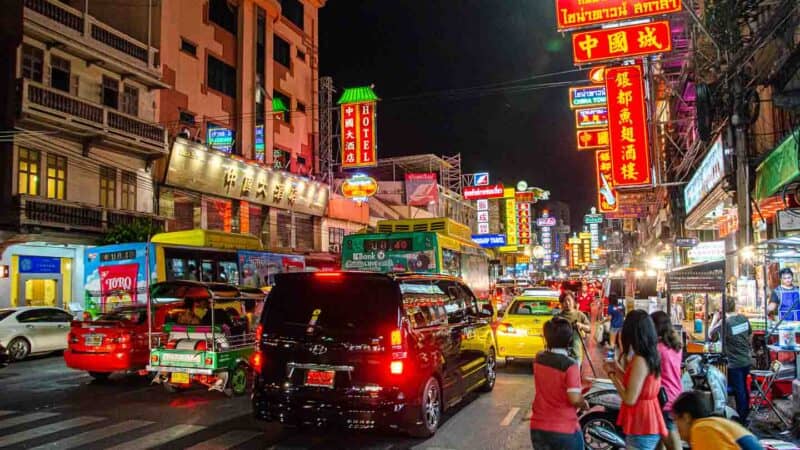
(603, 309, 667, 450)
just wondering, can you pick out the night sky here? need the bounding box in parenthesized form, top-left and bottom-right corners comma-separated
(320, 1, 595, 228)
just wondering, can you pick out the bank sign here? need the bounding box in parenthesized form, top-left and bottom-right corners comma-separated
(684, 135, 725, 214)
(166, 139, 329, 216)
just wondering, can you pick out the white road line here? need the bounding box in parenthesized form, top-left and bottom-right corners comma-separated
(0, 416, 104, 447)
(107, 424, 205, 450)
(0, 412, 60, 431)
(185, 430, 262, 450)
(500, 407, 520, 426)
(29, 419, 154, 450)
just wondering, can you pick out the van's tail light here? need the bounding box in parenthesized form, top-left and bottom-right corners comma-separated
(389, 327, 408, 376)
(255, 324, 263, 343)
(250, 351, 263, 374)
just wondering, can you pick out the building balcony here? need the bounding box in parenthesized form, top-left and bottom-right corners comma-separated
(15, 195, 164, 234)
(23, 0, 165, 88)
(19, 78, 167, 157)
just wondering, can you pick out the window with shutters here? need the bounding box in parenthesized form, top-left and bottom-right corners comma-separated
(50, 55, 71, 93)
(121, 171, 137, 210)
(17, 148, 40, 196)
(21, 45, 43, 83)
(46, 154, 66, 200)
(99, 166, 116, 208)
(102, 76, 119, 109)
(121, 84, 139, 116)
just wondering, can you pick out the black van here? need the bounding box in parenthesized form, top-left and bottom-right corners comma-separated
(251, 271, 496, 437)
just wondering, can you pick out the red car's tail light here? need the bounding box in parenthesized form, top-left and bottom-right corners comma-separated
(389, 360, 403, 375)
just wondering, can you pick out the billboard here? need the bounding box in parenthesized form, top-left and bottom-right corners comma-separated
(463, 183, 505, 200)
(405, 172, 439, 206)
(472, 234, 507, 248)
(572, 21, 672, 65)
(605, 65, 652, 186)
(684, 135, 725, 213)
(596, 149, 618, 212)
(504, 188, 518, 247)
(569, 86, 607, 108)
(341, 102, 377, 168)
(555, 0, 681, 31)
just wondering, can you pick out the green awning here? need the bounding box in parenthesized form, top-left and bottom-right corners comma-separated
(337, 86, 379, 105)
(754, 130, 800, 201)
(272, 97, 288, 112)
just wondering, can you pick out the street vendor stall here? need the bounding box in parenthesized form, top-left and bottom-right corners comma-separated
(665, 260, 726, 354)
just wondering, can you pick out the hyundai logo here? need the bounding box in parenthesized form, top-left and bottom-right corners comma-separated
(309, 344, 327, 355)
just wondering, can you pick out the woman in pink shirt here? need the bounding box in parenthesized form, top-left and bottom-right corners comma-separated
(651, 311, 683, 450)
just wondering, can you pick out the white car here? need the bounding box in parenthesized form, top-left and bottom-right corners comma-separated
(0, 307, 73, 361)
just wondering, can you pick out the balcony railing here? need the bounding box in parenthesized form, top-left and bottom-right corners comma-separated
(24, 0, 158, 72)
(21, 78, 167, 153)
(18, 195, 164, 234)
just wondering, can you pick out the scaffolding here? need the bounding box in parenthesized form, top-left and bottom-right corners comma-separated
(318, 76, 336, 184)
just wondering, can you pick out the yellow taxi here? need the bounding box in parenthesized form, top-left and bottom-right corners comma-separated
(495, 289, 560, 363)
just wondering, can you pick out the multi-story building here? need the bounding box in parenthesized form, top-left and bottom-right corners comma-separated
(0, 0, 167, 309)
(154, 0, 328, 253)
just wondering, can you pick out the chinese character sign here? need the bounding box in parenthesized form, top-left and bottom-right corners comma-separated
(556, 0, 681, 31)
(340, 101, 377, 169)
(517, 203, 531, 245)
(605, 65, 652, 186)
(572, 21, 672, 65)
(577, 128, 610, 151)
(575, 107, 608, 128)
(504, 188, 518, 246)
(596, 149, 618, 212)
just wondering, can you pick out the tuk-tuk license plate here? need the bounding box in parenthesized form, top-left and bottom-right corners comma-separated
(170, 372, 191, 384)
(84, 334, 103, 346)
(305, 370, 335, 388)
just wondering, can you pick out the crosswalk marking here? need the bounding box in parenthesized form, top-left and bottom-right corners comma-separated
(107, 424, 206, 450)
(0, 412, 60, 431)
(29, 419, 154, 450)
(0, 416, 104, 447)
(185, 430, 262, 450)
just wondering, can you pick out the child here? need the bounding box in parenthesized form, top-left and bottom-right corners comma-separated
(530, 317, 588, 449)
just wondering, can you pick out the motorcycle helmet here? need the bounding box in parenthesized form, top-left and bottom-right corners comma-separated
(684, 354, 705, 377)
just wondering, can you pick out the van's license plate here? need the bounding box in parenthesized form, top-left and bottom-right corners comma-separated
(305, 370, 335, 388)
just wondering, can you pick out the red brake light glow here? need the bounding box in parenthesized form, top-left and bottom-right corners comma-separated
(390, 360, 404, 375)
(255, 324, 263, 342)
(251, 351, 263, 373)
(314, 272, 342, 278)
(390, 329, 403, 347)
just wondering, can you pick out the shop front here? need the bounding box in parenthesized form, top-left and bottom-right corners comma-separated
(753, 128, 800, 242)
(0, 243, 85, 312)
(159, 139, 329, 253)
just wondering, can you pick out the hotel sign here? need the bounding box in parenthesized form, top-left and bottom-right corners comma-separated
(556, 0, 681, 31)
(166, 139, 329, 216)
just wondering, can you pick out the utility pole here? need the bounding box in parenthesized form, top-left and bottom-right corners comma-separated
(732, 76, 751, 278)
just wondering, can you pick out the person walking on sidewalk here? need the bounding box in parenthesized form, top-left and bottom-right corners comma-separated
(710, 297, 753, 423)
(651, 311, 683, 450)
(604, 310, 667, 450)
(530, 317, 589, 449)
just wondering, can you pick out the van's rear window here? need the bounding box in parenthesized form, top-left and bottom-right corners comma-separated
(262, 276, 399, 334)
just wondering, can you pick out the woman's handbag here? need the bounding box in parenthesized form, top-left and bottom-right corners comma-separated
(658, 386, 669, 408)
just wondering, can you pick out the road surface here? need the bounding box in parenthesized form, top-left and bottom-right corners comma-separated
(0, 355, 537, 449)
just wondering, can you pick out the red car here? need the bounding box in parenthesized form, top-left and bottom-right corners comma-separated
(64, 304, 175, 380)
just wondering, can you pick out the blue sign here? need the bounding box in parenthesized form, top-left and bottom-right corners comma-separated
(207, 126, 234, 153)
(471, 234, 507, 248)
(254, 125, 265, 152)
(570, 86, 607, 108)
(19, 256, 61, 274)
(473, 172, 489, 186)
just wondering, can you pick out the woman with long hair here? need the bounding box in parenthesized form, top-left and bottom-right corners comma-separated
(651, 311, 683, 450)
(604, 310, 667, 450)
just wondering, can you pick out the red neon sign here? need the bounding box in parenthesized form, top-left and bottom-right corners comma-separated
(605, 65, 652, 186)
(463, 183, 505, 200)
(577, 128, 610, 151)
(572, 21, 672, 65)
(340, 102, 377, 169)
(595, 149, 618, 213)
(556, 0, 681, 31)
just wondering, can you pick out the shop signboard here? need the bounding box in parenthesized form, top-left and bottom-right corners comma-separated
(541, 222, 553, 266)
(18, 256, 61, 274)
(684, 135, 725, 214)
(536, 217, 557, 227)
(584, 214, 603, 224)
(687, 240, 725, 264)
(577, 128, 609, 151)
(207, 126, 234, 153)
(605, 65, 652, 186)
(575, 107, 608, 128)
(555, 0, 682, 31)
(342, 174, 379, 202)
(517, 202, 532, 245)
(777, 209, 800, 232)
(254, 125, 265, 161)
(515, 191, 535, 203)
(572, 21, 672, 65)
(504, 188, 518, 246)
(340, 102, 377, 168)
(166, 140, 329, 216)
(580, 232, 592, 264)
(674, 237, 699, 248)
(595, 149, 618, 212)
(569, 86, 607, 108)
(473, 172, 489, 186)
(463, 183, 505, 200)
(404, 172, 439, 206)
(471, 234, 507, 248)
(666, 260, 725, 293)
